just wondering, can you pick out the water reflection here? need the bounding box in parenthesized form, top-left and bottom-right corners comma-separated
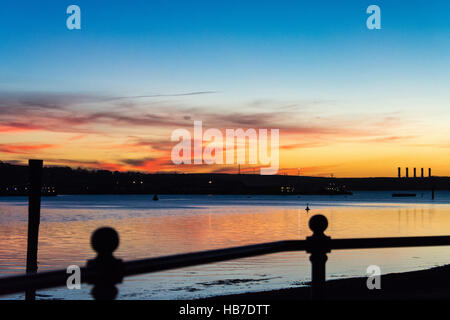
(1, 194, 450, 299)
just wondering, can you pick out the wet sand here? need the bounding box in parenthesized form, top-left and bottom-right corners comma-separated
(204, 265, 450, 300)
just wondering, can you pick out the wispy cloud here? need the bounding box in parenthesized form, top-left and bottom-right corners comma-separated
(0, 92, 406, 139)
(120, 157, 156, 167)
(103, 91, 219, 101)
(0, 144, 57, 154)
(0, 91, 419, 174)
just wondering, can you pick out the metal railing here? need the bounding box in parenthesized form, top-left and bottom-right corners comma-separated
(1, 214, 450, 300)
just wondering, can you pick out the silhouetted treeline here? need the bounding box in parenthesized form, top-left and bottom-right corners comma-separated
(0, 162, 449, 195)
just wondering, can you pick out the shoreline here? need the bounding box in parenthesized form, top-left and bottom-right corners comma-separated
(2, 162, 449, 195)
(202, 265, 450, 300)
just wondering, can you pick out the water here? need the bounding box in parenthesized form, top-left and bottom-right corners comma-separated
(1, 191, 450, 300)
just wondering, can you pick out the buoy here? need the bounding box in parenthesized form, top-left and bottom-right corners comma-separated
(153, 194, 159, 201)
(305, 203, 310, 212)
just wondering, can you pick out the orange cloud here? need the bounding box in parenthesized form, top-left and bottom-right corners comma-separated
(2, 91, 443, 177)
(0, 144, 57, 154)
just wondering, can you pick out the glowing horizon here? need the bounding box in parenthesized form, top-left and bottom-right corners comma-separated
(1, 1, 449, 177)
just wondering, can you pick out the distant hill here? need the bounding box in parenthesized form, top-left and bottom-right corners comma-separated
(0, 162, 449, 195)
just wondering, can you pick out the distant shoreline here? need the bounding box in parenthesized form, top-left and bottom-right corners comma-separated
(1, 162, 450, 195)
(0, 190, 446, 197)
(203, 265, 450, 300)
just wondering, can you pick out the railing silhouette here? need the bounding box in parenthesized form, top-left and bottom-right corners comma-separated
(1, 214, 450, 300)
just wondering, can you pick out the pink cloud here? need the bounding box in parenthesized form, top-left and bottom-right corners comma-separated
(0, 144, 57, 154)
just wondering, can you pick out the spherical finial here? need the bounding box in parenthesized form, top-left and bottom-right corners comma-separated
(309, 214, 328, 234)
(91, 227, 119, 255)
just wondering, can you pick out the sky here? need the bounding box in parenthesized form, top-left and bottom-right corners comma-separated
(0, 0, 449, 177)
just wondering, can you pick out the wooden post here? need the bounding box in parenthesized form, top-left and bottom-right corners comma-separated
(307, 215, 331, 300)
(25, 159, 43, 300)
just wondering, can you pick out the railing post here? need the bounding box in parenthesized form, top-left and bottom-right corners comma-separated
(87, 227, 124, 300)
(306, 215, 331, 300)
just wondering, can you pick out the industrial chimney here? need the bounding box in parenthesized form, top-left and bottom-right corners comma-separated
(421, 168, 424, 178)
(413, 168, 416, 178)
(406, 167, 409, 178)
(398, 167, 401, 178)
(429, 168, 432, 177)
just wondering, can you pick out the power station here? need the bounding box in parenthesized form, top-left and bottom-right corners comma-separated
(397, 167, 432, 178)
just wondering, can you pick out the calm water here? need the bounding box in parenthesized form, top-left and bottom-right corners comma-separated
(1, 191, 450, 300)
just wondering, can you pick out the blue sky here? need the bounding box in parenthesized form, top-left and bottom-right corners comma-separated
(1, 0, 448, 98)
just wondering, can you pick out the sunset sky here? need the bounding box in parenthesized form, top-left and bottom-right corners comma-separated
(0, 0, 449, 177)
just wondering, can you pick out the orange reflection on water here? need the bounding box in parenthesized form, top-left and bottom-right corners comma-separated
(2, 201, 450, 276)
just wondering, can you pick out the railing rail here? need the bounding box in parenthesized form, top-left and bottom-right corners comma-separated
(1, 215, 450, 300)
(330, 236, 450, 250)
(122, 240, 306, 277)
(0, 240, 304, 297)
